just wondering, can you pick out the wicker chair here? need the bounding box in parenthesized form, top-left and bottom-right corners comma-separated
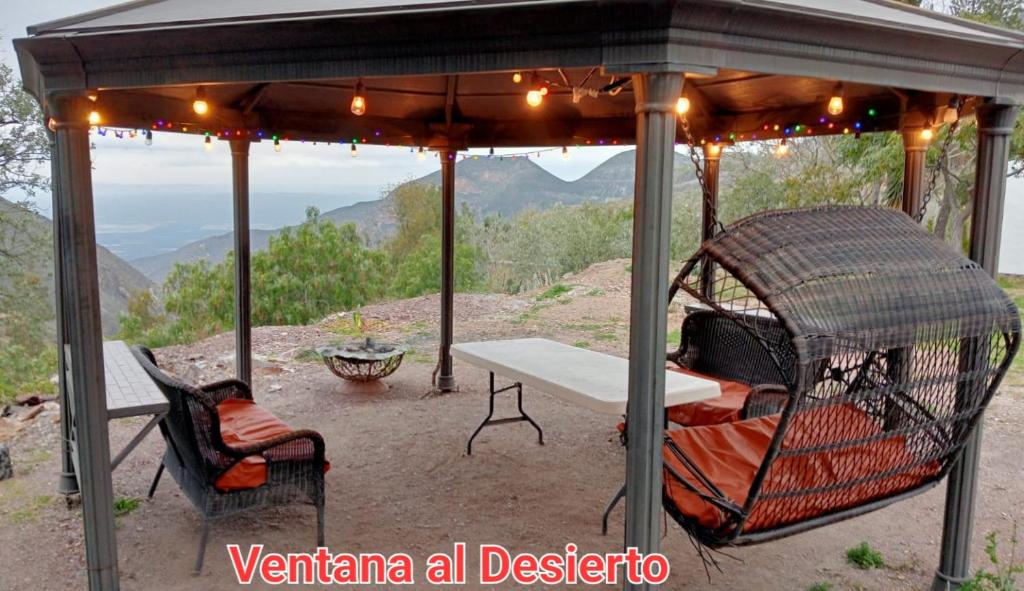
(132, 346, 326, 572)
(666, 309, 798, 425)
(662, 206, 1020, 547)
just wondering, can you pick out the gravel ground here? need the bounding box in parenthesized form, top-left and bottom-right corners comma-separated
(0, 260, 1021, 590)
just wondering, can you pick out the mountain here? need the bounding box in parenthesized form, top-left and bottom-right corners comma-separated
(129, 149, 700, 283)
(0, 197, 154, 335)
(131, 229, 276, 285)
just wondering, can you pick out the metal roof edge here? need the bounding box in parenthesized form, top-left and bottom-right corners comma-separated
(27, 0, 169, 36)
(26, 0, 595, 37)
(734, 0, 1024, 47)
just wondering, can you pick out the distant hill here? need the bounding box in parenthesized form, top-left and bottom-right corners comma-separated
(131, 229, 276, 285)
(0, 197, 154, 335)
(130, 149, 701, 284)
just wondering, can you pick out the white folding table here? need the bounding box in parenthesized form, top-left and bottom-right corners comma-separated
(451, 338, 721, 533)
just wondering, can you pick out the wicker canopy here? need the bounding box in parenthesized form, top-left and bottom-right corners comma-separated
(663, 207, 1021, 545)
(688, 207, 1021, 370)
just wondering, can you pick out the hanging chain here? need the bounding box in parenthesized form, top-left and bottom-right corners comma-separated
(679, 114, 726, 236)
(915, 98, 965, 223)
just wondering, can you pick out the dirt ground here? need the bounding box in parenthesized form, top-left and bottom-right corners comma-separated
(1, 259, 1022, 590)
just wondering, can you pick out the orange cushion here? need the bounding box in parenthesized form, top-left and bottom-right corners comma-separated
(666, 367, 751, 426)
(663, 404, 941, 534)
(214, 399, 329, 492)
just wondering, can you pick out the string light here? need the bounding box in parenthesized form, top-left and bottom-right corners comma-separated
(827, 83, 844, 116)
(526, 72, 544, 107)
(921, 127, 934, 141)
(707, 143, 722, 157)
(561, 146, 569, 160)
(512, 71, 522, 84)
(676, 96, 690, 115)
(417, 146, 426, 160)
(351, 79, 367, 116)
(192, 86, 209, 115)
(88, 110, 102, 125)
(775, 138, 789, 157)
(47, 118, 56, 132)
(351, 143, 358, 157)
(144, 130, 153, 145)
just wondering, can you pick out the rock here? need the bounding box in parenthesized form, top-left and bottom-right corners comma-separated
(0, 445, 11, 481)
(0, 418, 22, 443)
(42, 401, 60, 412)
(19, 405, 45, 422)
(268, 384, 283, 392)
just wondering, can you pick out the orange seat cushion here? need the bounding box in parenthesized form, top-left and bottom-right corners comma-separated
(666, 367, 751, 426)
(663, 404, 941, 534)
(214, 399, 329, 492)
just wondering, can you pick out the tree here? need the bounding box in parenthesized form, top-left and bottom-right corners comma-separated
(0, 47, 55, 401)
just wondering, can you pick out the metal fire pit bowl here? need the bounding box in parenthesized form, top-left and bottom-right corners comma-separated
(317, 338, 406, 394)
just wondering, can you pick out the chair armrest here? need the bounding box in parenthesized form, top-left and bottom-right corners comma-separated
(224, 429, 326, 465)
(741, 384, 789, 419)
(201, 379, 253, 403)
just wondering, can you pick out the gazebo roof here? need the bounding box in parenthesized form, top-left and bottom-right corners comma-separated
(14, 0, 1024, 148)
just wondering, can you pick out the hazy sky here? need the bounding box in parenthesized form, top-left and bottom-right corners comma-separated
(3, 0, 631, 213)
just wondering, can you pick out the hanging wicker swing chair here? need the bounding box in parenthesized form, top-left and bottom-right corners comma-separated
(660, 206, 1020, 548)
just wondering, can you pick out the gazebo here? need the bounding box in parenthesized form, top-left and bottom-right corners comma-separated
(13, 1, 1023, 589)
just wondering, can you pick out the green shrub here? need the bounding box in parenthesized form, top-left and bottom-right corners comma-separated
(388, 234, 484, 299)
(113, 497, 141, 517)
(846, 542, 885, 570)
(807, 583, 833, 591)
(961, 527, 1022, 591)
(537, 283, 572, 300)
(0, 344, 56, 403)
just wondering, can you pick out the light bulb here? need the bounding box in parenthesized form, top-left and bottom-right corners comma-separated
(417, 147, 426, 160)
(351, 143, 358, 157)
(192, 86, 209, 115)
(203, 135, 213, 150)
(88, 111, 101, 125)
(775, 139, 789, 157)
(144, 130, 153, 145)
(351, 80, 367, 116)
(539, 85, 548, 96)
(827, 96, 844, 116)
(921, 128, 934, 141)
(526, 90, 543, 107)
(561, 146, 569, 160)
(512, 71, 522, 84)
(707, 143, 721, 157)
(676, 97, 690, 115)
(273, 138, 281, 152)
(47, 118, 56, 132)
(827, 83, 844, 116)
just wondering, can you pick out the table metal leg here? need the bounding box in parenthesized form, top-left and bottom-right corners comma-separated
(602, 482, 627, 535)
(111, 413, 166, 471)
(466, 372, 544, 455)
